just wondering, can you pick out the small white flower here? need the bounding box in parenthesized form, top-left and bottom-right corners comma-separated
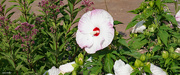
(132, 21, 146, 33)
(150, 64, 167, 75)
(175, 48, 180, 53)
(175, 10, 180, 28)
(86, 57, 92, 62)
(59, 61, 75, 74)
(106, 73, 114, 75)
(43, 66, 60, 75)
(76, 9, 114, 54)
(113, 59, 133, 75)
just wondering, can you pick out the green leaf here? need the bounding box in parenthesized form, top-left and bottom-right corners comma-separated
(114, 21, 123, 25)
(16, 64, 23, 71)
(9, 0, 17, 3)
(104, 54, 113, 73)
(163, 14, 178, 25)
(90, 66, 102, 74)
(158, 30, 169, 46)
(7, 12, 15, 19)
(15, 48, 20, 56)
(17, 55, 28, 65)
(118, 39, 128, 48)
(68, 0, 73, 13)
(162, 0, 174, 3)
(152, 45, 161, 52)
(73, 18, 80, 24)
(142, 8, 153, 19)
(109, 53, 116, 60)
(33, 55, 44, 63)
(126, 21, 138, 30)
(39, 64, 46, 74)
(5, 5, 17, 14)
(7, 58, 15, 68)
(131, 39, 148, 49)
(27, 0, 35, 5)
(156, 0, 161, 9)
(123, 50, 141, 59)
(1, 0, 6, 5)
(32, 43, 45, 53)
(143, 66, 152, 74)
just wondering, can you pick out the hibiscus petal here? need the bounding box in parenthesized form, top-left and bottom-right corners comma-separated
(76, 30, 93, 49)
(114, 59, 133, 75)
(150, 64, 167, 75)
(85, 36, 105, 54)
(113, 59, 125, 72)
(175, 10, 180, 22)
(78, 11, 94, 33)
(44, 66, 60, 75)
(115, 64, 133, 75)
(90, 9, 114, 27)
(59, 61, 75, 74)
(90, 9, 114, 48)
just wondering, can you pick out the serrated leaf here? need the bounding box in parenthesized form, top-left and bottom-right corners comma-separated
(5, 5, 17, 14)
(143, 66, 152, 74)
(162, 0, 174, 3)
(156, 0, 161, 9)
(1, 0, 6, 5)
(16, 64, 23, 71)
(73, 18, 80, 24)
(163, 14, 178, 25)
(17, 55, 28, 65)
(7, 58, 15, 68)
(104, 54, 113, 73)
(131, 39, 148, 49)
(126, 21, 138, 30)
(33, 55, 44, 63)
(158, 30, 169, 46)
(7, 12, 15, 19)
(118, 39, 128, 48)
(152, 45, 161, 52)
(90, 66, 102, 74)
(110, 53, 116, 60)
(114, 21, 123, 25)
(123, 50, 141, 59)
(68, 0, 73, 13)
(32, 43, 45, 53)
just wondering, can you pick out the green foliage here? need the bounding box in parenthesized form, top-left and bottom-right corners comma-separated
(126, 0, 180, 74)
(0, 0, 180, 75)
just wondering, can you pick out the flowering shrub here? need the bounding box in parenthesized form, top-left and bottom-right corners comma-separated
(0, 0, 180, 75)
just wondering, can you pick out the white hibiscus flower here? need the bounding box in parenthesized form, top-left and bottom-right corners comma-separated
(132, 21, 146, 33)
(76, 9, 114, 54)
(59, 61, 75, 74)
(113, 59, 133, 75)
(43, 66, 60, 75)
(175, 10, 180, 28)
(106, 73, 114, 75)
(150, 64, 167, 75)
(175, 48, 180, 53)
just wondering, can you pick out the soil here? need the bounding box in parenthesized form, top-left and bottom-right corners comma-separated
(3, 0, 175, 39)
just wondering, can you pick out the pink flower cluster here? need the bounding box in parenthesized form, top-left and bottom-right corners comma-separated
(38, 0, 64, 15)
(81, 0, 94, 12)
(0, 17, 11, 31)
(35, 17, 44, 24)
(13, 22, 38, 48)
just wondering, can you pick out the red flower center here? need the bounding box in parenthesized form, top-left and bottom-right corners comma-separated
(93, 27, 100, 36)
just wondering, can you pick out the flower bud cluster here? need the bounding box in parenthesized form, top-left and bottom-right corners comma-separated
(13, 22, 38, 50)
(81, 0, 94, 12)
